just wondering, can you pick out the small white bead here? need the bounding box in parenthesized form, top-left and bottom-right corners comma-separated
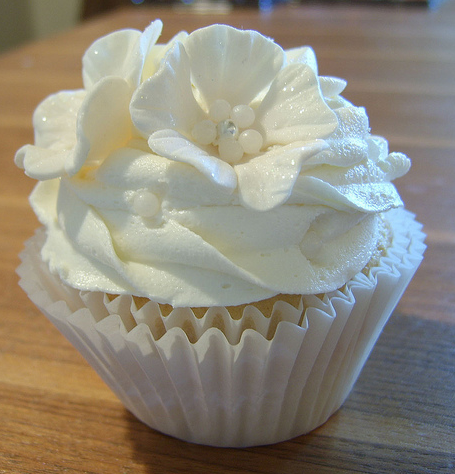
(209, 99, 231, 122)
(192, 119, 217, 145)
(132, 190, 160, 217)
(239, 129, 263, 155)
(230, 104, 255, 129)
(218, 137, 244, 164)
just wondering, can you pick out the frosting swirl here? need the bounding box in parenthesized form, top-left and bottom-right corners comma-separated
(15, 22, 410, 306)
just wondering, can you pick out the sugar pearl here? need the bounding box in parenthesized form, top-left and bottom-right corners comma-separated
(218, 138, 244, 164)
(231, 104, 255, 129)
(217, 119, 239, 140)
(132, 190, 160, 217)
(209, 99, 231, 122)
(239, 129, 263, 154)
(192, 119, 217, 145)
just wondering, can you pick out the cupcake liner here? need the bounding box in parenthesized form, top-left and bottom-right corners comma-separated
(17, 208, 425, 447)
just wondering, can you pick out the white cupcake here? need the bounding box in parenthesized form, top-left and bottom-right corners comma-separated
(15, 21, 425, 447)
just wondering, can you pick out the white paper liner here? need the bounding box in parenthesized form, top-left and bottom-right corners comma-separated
(17, 208, 425, 447)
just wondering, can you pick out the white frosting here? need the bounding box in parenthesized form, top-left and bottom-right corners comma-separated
(15, 22, 410, 307)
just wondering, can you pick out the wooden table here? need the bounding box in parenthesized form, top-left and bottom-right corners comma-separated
(1, 2, 454, 473)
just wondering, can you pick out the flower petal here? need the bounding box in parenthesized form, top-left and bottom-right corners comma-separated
(15, 145, 68, 180)
(183, 24, 285, 108)
(82, 20, 162, 89)
(235, 140, 328, 211)
(319, 76, 347, 97)
(82, 29, 140, 88)
(148, 129, 237, 192)
(32, 90, 85, 150)
(141, 31, 188, 82)
(131, 41, 203, 137)
(68, 76, 133, 175)
(256, 63, 338, 146)
(139, 20, 164, 66)
(15, 90, 85, 179)
(285, 46, 318, 73)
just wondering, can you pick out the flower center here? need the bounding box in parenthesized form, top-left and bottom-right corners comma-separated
(191, 99, 264, 164)
(217, 119, 239, 140)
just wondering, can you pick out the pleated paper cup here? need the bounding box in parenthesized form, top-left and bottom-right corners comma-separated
(17, 208, 425, 447)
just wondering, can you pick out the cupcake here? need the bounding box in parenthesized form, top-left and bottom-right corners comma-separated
(15, 21, 425, 447)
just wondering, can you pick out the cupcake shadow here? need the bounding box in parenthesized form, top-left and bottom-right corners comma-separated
(124, 408, 316, 473)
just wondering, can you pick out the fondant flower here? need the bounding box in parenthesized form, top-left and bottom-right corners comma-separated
(130, 25, 338, 210)
(15, 20, 165, 180)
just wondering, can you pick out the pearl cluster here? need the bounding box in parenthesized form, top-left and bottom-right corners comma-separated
(191, 99, 264, 164)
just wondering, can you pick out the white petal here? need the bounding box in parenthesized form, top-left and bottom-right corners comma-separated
(68, 76, 133, 175)
(148, 129, 237, 192)
(141, 30, 188, 82)
(131, 42, 203, 137)
(183, 24, 285, 108)
(82, 20, 162, 89)
(256, 64, 338, 146)
(236, 140, 328, 211)
(15, 145, 68, 180)
(33, 90, 85, 150)
(139, 20, 164, 65)
(319, 76, 347, 97)
(83, 29, 140, 88)
(285, 46, 318, 74)
(15, 90, 84, 180)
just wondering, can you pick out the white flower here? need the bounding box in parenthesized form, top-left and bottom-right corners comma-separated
(15, 22, 340, 212)
(15, 20, 165, 180)
(130, 24, 338, 210)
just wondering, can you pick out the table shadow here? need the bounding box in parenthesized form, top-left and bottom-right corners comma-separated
(124, 409, 318, 474)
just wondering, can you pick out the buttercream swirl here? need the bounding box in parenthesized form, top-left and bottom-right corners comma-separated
(15, 21, 410, 306)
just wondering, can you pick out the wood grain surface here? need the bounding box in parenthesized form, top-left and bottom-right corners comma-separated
(1, 2, 454, 473)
